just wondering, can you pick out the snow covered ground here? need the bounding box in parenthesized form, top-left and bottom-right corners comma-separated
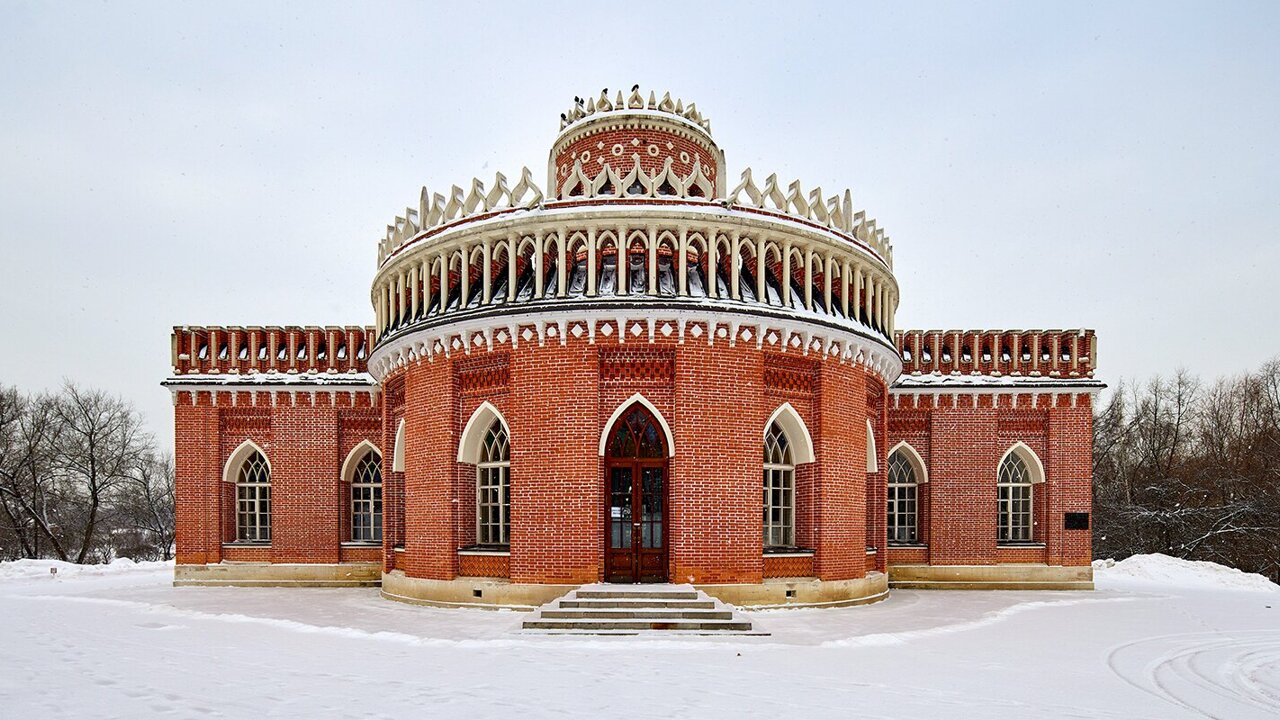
(0, 555, 1276, 719)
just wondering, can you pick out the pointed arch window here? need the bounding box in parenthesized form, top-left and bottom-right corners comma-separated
(998, 453, 1034, 543)
(236, 450, 271, 543)
(763, 421, 795, 548)
(477, 420, 510, 546)
(608, 406, 666, 459)
(350, 450, 383, 542)
(887, 450, 919, 544)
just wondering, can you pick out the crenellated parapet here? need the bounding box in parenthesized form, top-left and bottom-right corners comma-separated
(376, 165, 893, 270)
(170, 326, 375, 376)
(558, 86, 711, 133)
(377, 168, 544, 267)
(893, 329, 1097, 378)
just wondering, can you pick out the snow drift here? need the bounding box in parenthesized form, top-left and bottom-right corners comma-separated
(0, 557, 173, 581)
(1094, 553, 1279, 592)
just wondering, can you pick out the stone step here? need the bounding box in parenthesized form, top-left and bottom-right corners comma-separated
(539, 608, 734, 620)
(573, 589, 700, 600)
(523, 619, 755, 632)
(526, 628, 773, 637)
(557, 599, 716, 610)
(519, 584, 767, 636)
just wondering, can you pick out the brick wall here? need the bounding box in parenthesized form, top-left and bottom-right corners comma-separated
(885, 392, 1094, 567)
(173, 330, 1095, 580)
(173, 389, 380, 566)
(553, 126, 718, 194)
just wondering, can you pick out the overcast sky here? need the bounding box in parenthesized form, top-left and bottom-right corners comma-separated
(2, 1, 1277, 447)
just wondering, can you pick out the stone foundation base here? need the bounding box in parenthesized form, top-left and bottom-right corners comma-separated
(380, 570, 889, 610)
(888, 563, 1093, 590)
(700, 573, 890, 609)
(380, 571, 577, 610)
(174, 562, 381, 587)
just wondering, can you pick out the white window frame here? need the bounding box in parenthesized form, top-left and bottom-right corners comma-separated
(350, 450, 383, 543)
(997, 442, 1046, 544)
(887, 450, 919, 544)
(235, 450, 271, 543)
(475, 420, 510, 546)
(763, 421, 795, 548)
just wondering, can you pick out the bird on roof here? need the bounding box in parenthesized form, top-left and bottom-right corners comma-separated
(632, 84, 640, 92)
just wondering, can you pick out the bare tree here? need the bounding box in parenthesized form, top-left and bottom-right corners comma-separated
(0, 388, 71, 561)
(1094, 361, 1280, 582)
(52, 383, 150, 564)
(116, 452, 176, 561)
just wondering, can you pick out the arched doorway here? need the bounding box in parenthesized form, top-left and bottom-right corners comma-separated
(603, 404, 668, 583)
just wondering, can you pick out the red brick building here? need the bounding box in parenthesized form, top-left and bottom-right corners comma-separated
(165, 88, 1100, 608)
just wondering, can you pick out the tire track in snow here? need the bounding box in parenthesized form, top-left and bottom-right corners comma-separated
(1105, 630, 1280, 719)
(819, 595, 1141, 647)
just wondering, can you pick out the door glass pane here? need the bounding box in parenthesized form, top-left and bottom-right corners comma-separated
(610, 467, 632, 549)
(641, 467, 663, 549)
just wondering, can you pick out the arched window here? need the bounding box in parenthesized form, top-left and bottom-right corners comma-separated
(998, 453, 1034, 543)
(350, 450, 382, 542)
(236, 450, 271, 543)
(887, 450, 919, 544)
(608, 406, 666, 458)
(476, 420, 510, 546)
(763, 421, 795, 548)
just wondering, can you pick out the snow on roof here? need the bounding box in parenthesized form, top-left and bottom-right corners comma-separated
(892, 373, 1105, 390)
(162, 372, 376, 388)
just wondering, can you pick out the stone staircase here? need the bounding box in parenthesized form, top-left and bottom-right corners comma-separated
(521, 584, 768, 636)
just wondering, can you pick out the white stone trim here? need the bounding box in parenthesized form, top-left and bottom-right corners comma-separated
(598, 392, 676, 458)
(887, 440, 929, 484)
(999, 441, 1046, 484)
(392, 419, 406, 473)
(223, 439, 269, 485)
(340, 440, 382, 485)
(457, 401, 510, 464)
(866, 419, 878, 474)
(765, 402, 816, 465)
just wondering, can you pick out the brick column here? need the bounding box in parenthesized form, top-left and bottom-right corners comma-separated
(813, 363, 865, 580)
(929, 398, 999, 565)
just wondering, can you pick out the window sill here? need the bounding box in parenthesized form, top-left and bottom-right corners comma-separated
(888, 543, 929, 549)
(997, 542, 1046, 549)
(222, 542, 270, 548)
(763, 548, 814, 558)
(458, 546, 510, 556)
(341, 541, 381, 548)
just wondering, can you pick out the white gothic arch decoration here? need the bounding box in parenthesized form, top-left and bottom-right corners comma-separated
(597, 393, 676, 457)
(887, 441, 929, 484)
(341, 439, 383, 484)
(392, 419, 406, 473)
(999, 441, 1047, 484)
(457, 401, 511, 464)
(866, 419, 878, 473)
(764, 402, 816, 465)
(223, 439, 270, 484)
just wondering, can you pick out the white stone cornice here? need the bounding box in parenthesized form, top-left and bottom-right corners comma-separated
(369, 305, 902, 385)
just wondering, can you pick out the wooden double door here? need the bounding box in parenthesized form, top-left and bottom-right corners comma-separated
(603, 404, 668, 583)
